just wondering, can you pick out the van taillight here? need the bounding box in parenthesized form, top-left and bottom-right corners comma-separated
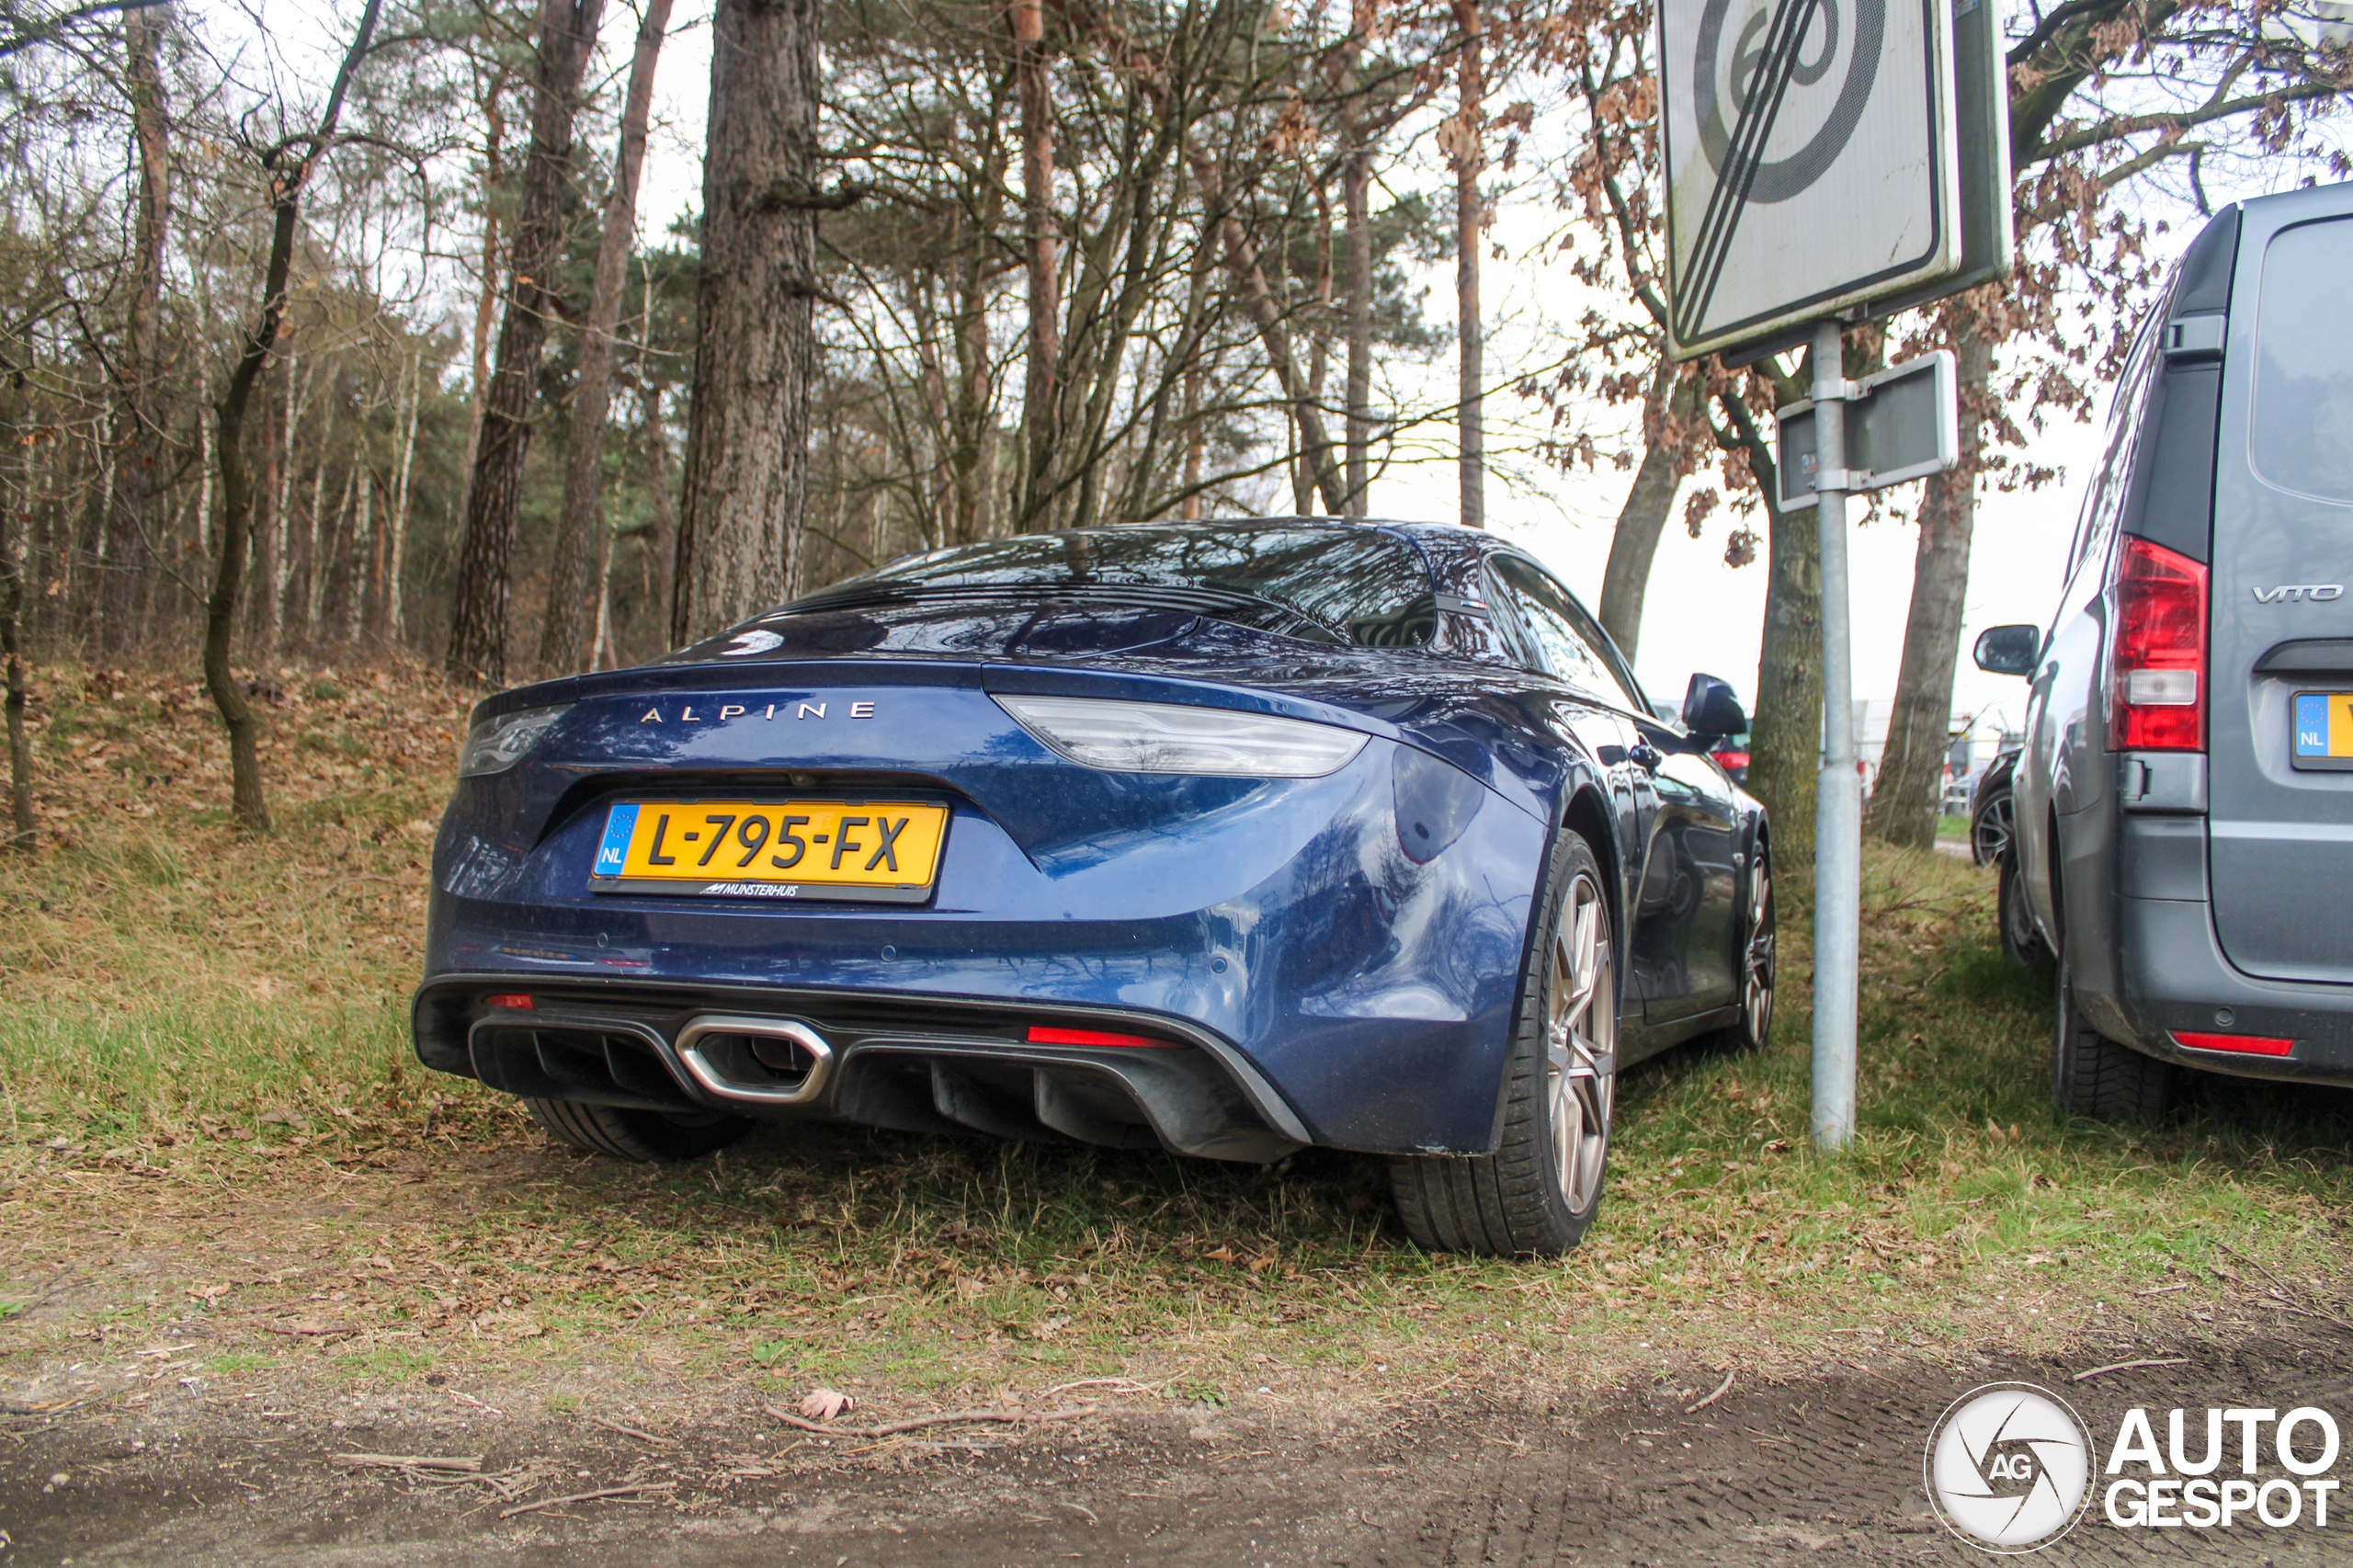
(2108, 536, 2208, 752)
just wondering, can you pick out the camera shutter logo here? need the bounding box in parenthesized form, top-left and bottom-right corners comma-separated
(1925, 1382, 2096, 1551)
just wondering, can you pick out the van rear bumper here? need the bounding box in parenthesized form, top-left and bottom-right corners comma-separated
(2090, 894, 2353, 1082)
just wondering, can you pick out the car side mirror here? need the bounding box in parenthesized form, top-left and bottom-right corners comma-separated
(1972, 624, 2041, 677)
(1681, 673, 1748, 742)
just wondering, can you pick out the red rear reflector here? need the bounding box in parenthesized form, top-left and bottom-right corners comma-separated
(1713, 750, 1749, 769)
(2109, 536, 2208, 751)
(1027, 1025, 1173, 1048)
(2171, 1029, 2293, 1057)
(483, 994, 534, 1010)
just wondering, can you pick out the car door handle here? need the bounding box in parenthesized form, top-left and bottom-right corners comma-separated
(1629, 742, 1664, 773)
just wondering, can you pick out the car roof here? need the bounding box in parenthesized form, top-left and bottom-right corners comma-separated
(1172, 514, 1473, 540)
(2239, 176, 2353, 222)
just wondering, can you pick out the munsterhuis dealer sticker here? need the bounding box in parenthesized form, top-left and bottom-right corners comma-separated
(1925, 1381, 2343, 1551)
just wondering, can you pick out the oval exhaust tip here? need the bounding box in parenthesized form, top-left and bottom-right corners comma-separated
(674, 1015, 835, 1106)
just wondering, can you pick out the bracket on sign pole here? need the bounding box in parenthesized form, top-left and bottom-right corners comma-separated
(1776, 350, 1961, 508)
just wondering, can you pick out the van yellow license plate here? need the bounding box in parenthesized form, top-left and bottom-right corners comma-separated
(588, 800, 949, 903)
(2291, 693, 2353, 772)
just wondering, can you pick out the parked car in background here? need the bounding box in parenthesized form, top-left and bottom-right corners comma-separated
(414, 519, 1775, 1257)
(1708, 732, 1750, 784)
(1968, 746, 2018, 868)
(1976, 183, 2353, 1120)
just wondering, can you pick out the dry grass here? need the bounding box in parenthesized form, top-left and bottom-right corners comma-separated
(6, 661, 2353, 1422)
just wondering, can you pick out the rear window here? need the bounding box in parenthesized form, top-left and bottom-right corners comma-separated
(836, 524, 1437, 647)
(2252, 218, 2353, 505)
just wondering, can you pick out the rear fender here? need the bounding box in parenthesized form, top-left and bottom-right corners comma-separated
(1469, 778, 1620, 1156)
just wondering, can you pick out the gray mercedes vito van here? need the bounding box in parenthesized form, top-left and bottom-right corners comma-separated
(1974, 181, 2353, 1119)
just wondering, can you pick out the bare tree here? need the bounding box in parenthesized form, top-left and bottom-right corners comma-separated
(1012, 0, 1059, 533)
(537, 0, 672, 675)
(94, 0, 167, 653)
(445, 0, 608, 684)
(671, 0, 824, 643)
(1449, 0, 1483, 528)
(204, 0, 386, 832)
(1339, 0, 1377, 513)
(1, 411, 32, 850)
(385, 346, 419, 639)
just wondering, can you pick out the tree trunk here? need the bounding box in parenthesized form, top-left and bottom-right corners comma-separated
(1733, 398, 1821, 894)
(1596, 358, 1691, 660)
(1188, 150, 1347, 515)
(355, 466, 379, 631)
(446, 0, 608, 684)
(346, 464, 372, 640)
(948, 141, 1004, 546)
(193, 414, 210, 566)
(460, 81, 507, 498)
(266, 358, 303, 650)
(303, 460, 325, 634)
(2, 408, 32, 850)
(538, 0, 671, 676)
(206, 0, 384, 831)
(638, 378, 676, 645)
(1452, 0, 1483, 530)
(324, 463, 355, 635)
(591, 492, 616, 668)
(671, 0, 820, 644)
(97, 2, 169, 655)
(1295, 184, 1335, 519)
(386, 350, 420, 641)
(251, 392, 279, 650)
(1337, 0, 1373, 513)
(1012, 0, 1060, 534)
(1865, 325, 1995, 848)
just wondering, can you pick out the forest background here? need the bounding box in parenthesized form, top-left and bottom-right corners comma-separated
(1, 0, 2348, 868)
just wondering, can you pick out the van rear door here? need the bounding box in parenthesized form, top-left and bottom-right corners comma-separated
(2206, 195, 2353, 985)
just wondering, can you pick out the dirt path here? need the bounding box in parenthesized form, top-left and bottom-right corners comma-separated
(8, 1322, 2349, 1565)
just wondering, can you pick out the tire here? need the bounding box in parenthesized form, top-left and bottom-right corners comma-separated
(1971, 783, 2013, 867)
(1387, 831, 1618, 1256)
(1711, 837, 1776, 1051)
(526, 1098, 753, 1162)
(1997, 846, 2055, 977)
(2052, 954, 2169, 1121)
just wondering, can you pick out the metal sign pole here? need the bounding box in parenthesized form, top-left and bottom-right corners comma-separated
(1809, 317, 1859, 1151)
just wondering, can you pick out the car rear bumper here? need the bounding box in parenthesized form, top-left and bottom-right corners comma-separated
(2092, 893, 2353, 1083)
(415, 974, 1313, 1162)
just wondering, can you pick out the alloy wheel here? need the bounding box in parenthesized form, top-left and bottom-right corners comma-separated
(1742, 851, 1776, 1045)
(1546, 872, 1615, 1215)
(1972, 790, 2013, 867)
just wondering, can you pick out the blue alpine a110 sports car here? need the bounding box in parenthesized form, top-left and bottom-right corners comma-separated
(413, 519, 1773, 1256)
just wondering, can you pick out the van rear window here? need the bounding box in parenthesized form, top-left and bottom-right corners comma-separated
(2253, 219, 2353, 505)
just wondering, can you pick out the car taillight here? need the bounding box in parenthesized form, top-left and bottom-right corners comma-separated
(2107, 536, 2208, 752)
(2170, 1029, 2294, 1057)
(1712, 750, 1749, 770)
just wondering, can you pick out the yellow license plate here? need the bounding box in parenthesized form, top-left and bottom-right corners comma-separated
(588, 800, 949, 903)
